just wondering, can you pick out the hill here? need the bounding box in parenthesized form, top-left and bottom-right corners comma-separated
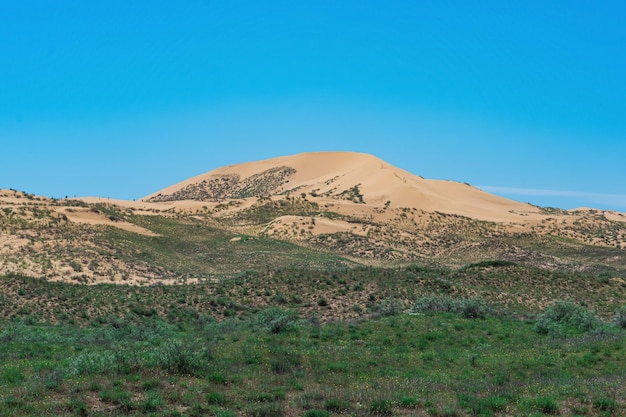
(0, 152, 625, 285)
(143, 151, 539, 222)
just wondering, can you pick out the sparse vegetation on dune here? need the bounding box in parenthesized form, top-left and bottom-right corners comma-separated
(2, 180, 626, 284)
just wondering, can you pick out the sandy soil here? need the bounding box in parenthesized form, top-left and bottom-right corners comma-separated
(55, 207, 159, 236)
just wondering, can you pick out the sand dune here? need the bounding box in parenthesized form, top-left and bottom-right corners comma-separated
(144, 151, 541, 222)
(56, 207, 159, 236)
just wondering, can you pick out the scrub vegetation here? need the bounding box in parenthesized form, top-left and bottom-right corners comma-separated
(2, 267, 626, 416)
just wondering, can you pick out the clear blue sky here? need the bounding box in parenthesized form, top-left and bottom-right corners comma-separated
(2, 1, 625, 210)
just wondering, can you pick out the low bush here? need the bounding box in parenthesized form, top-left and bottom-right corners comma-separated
(154, 340, 209, 376)
(369, 399, 393, 416)
(534, 396, 559, 414)
(461, 260, 516, 270)
(254, 307, 299, 333)
(412, 296, 491, 319)
(206, 392, 226, 405)
(67, 352, 116, 376)
(141, 389, 164, 412)
(398, 396, 420, 408)
(535, 300, 602, 335)
(614, 305, 626, 329)
(593, 397, 618, 412)
(372, 298, 405, 317)
(324, 399, 351, 412)
(249, 401, 284, 417)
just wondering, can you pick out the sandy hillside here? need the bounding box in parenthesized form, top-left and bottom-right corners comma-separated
(143, 151, 542, 222)
(2, 149, 625, 286)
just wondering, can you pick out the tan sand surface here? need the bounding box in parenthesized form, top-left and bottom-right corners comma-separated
(56, 207, 159, 236)
(145, 152, 545, 223)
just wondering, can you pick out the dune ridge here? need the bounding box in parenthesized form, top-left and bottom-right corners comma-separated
(143, 151, 540, 222)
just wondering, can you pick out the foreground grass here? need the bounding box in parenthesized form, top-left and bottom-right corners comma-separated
(1, 304, 626, 416)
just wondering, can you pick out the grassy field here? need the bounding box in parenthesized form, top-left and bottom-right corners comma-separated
(2, 269, 626, 416)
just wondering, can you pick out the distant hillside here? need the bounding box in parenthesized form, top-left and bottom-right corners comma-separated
(1, 152, 625, 284)
(143, 151, 540, 222)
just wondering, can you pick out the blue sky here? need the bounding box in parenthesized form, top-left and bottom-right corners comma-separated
(1, 1, 625, 210)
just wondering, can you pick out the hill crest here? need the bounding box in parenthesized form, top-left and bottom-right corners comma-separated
(143, 151, 539, 222)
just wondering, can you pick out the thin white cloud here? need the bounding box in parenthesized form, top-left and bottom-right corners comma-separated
(477, 186, 626, 209)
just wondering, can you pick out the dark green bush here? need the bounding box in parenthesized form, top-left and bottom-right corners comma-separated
(593, 397, 618, 411)
(324, 399, 351, 412)
(534, 396, 559, 414)
(206, 392, 226, 405)
(461, 260, 516, 270)
(398, 396, 420, 408)
(597, 271, 612, 284)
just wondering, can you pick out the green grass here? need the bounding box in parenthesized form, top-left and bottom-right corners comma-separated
(1, 296, 626, 416)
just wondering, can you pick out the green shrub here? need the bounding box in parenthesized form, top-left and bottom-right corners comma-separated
(597, 272, 612, 284)
(457, 299, 490, 319)
(254, 307, 299, 333)
(534, 396, 559, 414)
(206, 392, 226, 405)
(100, 388, 134, 411)
(370, 399, 393, 416)
(43, 370, 64, 391)
(373, 298, 405, 316)
(614, 306, 626, 329)
(270, 351, 301, 373)
(324, 399, 351, 412)
(593, 397, 618, 411)
(141, 389, 164, 412)
(2, 366, 25, 384)
(461, 260, 516, 270)
(69, 260, 83, 273)
(67, 398, 88, 416)
(249, 401, 284, 417)
(483, 395, 508, 412)
(535, 300, 601, 335)
(398, 396, 420, 408)
(412, 296, 490, 319)
(67, 351, 115, 376)
(155, 340, 208, 376)
(459, 393, 508, 416)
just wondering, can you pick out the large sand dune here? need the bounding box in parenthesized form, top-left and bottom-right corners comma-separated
(144, 151, 540, 222)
